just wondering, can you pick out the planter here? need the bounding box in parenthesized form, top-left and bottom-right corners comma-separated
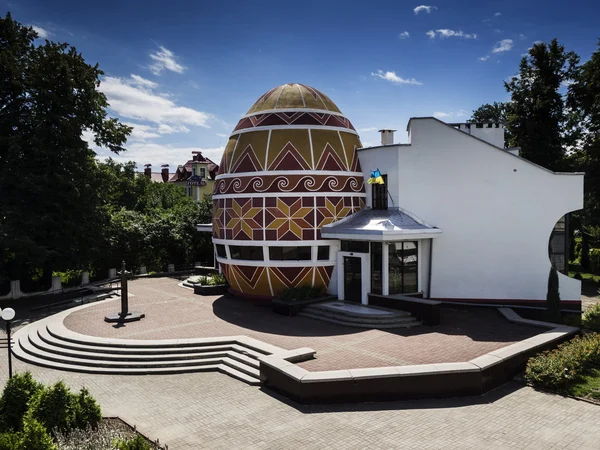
(193, 284, 228, 296)
(272, 296, 334, 316)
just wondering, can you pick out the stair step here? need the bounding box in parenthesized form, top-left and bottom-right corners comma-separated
(301, 308, 417, 325)
(14, 339, 260, 383)
(217, 364, 261, 386)
(38, 327, 263, 360)
(298, 312, 421, 329)
(304, 304, 412, 320)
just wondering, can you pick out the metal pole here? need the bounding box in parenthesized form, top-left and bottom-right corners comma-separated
(121, 260, 129, 316)
(7, 321, 12, 379)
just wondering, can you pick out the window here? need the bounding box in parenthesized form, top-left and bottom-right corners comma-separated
(215, 244, 227, 258)
(317, 246, 330, 261)
(388, 241, 418, 294)
(229, 246, 264, 261)
(192, 166, 197, 176)
(341, 241, 369, 253)
(186, 185, 192, 197)
(549, 215, 568, 274)
(371, 174, 388, 210)
(269, 246, 311, 261)
(370, 242, 382, 294)
(200, 167, 206, 178)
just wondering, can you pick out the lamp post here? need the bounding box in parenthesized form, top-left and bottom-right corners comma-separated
(104, 261, 145, 323)
(1, 307, 16, 379)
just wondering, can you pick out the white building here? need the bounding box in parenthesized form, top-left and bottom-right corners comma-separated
(322, 117, 583, 309)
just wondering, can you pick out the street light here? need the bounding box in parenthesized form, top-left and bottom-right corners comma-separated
(1, 307, 16, 378)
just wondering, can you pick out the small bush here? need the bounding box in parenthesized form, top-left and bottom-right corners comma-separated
(53, 270, 83, 288)
(211, 273, 227, 285)
(19, 417, 56, 450)
(583, 302, 600, 332)
(573, 272, 583, 281)
(54, 421, 132, 450)
(115, 434, 152, 450)
(278, 284, 324, 302)
(0, 432, 20, 450)
(72, 388, 102, 430)
(0, 372, 43, 432)
(28, 382, 74, 434)
(525, 333, 600, 391)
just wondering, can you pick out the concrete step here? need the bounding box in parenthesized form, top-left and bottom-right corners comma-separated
(302, 306, 417, 325)
(14, 337, 261, 383)
(298, 312, 421, 329)
(38, 326, 264, 360)
(217, 364, 261, 386)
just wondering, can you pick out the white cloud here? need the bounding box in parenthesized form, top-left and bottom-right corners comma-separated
(157, 124, 190, 134)
(492, 39, 513, 53)
(371, 70, 423, 86)
(414, 5, 437, 15)
(433, 109, 468, 119)
(30, 25, 50, 39)
(494, 29, 502, 33)
(398, 31, 410, 39)
(189, 81, 200, 89)
(216, 133, 229, 138)
(130, 74, 158, 89)
(149, 46, 186, 75)
(99, 75, 212, 127)
(479, 55, 490, 61)
(429, 29, 477, 39)
(358, 127, 379, 132)
(121, 122, 191, 141)
(519, 34, 526, 40)
(494, 12, 502, 16)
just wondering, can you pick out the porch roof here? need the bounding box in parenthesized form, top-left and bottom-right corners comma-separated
(321, 208, 442, 241)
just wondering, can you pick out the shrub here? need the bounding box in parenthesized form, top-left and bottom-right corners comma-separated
(546, 266, 561, 323)
(54, 422, 132, 450)
(525, 333, 600, 391)
(115, 434, 152, 450)
(211, 273, 227, 285)
(589, 248, 600, 274)
(72, 388, 102, 430)
(582, 302, 600, 332)
(0, 432, 20, 450)
(28, 382, 74, 433)
(19, 417, 56, 450)
(0, 372, 43, 432)
(278, 284, 324, 302)
(573, 272, 583, 281)
(53, 270, 83, 288)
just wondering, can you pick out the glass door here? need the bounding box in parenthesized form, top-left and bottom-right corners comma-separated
(343, 256, 362, 302)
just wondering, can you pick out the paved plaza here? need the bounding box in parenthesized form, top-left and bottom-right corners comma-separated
(64, 278, 538, 371)
(1, 277, 598, 449)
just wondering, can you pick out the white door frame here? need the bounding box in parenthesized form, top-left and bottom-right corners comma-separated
(337, 251, 370, 305)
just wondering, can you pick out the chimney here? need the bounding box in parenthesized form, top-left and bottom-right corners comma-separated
(144, 163, 152, 177)
(192, 151, 203, 162)
(161, 164, 169, 183)
(379, 129, 396, 146)
(451, 122, 506, 148)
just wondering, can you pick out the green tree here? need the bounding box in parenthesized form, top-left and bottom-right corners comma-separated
(568, 40, 600, 263)
(0, 372, 43, 432)
(470, 102, 509, 123)
(504, 39, 579, 171)
(0, 13, 131, 281)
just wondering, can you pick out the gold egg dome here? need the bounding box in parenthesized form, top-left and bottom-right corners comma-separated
(246, 83, 342, 114)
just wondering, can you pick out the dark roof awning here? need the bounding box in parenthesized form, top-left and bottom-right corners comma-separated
(321, 208, 441, 241)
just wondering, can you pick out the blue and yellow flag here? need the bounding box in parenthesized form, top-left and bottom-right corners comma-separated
(367, 169, 384, 185)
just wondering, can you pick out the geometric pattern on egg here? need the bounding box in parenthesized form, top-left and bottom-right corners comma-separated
(213, 84, 365, 299)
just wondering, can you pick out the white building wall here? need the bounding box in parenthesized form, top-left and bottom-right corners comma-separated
(358, 118, 583, 303)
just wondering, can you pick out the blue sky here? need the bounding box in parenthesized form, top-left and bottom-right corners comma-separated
(3, 0, 599, 169)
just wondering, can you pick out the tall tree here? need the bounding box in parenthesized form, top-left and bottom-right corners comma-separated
(504, 39, 579, 171)
(0, 13, 131, 280)
(567, 40, 600, 268)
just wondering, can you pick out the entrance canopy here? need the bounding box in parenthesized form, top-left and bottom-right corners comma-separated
(321, 208, 441, 241)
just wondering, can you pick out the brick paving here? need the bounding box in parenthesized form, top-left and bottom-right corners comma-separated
(61, 278, 539, 371)
(0, 348, 598, 449)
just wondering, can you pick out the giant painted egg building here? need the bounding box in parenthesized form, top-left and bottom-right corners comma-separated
(212, 84, 365, 299)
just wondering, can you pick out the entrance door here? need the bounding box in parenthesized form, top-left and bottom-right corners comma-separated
(343, 256, 362, 302)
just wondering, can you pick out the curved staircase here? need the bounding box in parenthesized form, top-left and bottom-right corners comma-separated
(299, 301, 421, 328)
(12, 303, 310, 386)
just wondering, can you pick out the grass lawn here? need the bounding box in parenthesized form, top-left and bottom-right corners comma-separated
(568, 367, 600, 401)
(569, 271, 600, 284)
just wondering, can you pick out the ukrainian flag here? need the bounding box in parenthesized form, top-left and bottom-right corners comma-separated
(367, 169, 385, 185)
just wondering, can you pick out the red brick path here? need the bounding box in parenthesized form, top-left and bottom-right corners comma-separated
(63, 278, 539, 371)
